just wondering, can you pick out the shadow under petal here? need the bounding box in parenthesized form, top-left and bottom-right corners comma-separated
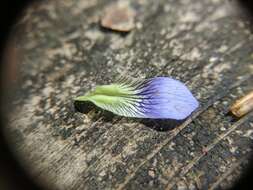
(74, 101, 116, 122)
(74, 101, 185, 131)
(74, 101, 95, 114)
(140, 118, 185, 132)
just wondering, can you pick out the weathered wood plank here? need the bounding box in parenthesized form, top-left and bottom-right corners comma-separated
(5, 0, 253, 189)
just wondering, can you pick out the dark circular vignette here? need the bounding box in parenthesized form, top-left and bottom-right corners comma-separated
(0, 0, 252, 190)
(0, 1, 47, 190)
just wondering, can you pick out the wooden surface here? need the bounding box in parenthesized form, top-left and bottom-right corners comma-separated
(6, 0, 253, 189)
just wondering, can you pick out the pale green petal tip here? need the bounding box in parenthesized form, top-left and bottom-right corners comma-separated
(73, 82, 143, 117)
(74, 95, 89, 101)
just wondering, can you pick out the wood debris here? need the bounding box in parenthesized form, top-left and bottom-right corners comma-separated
(230, 90, 253, 117)
(101, 2, 136, 32)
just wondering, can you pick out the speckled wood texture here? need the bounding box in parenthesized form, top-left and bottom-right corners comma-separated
(6, 0, 253, 189)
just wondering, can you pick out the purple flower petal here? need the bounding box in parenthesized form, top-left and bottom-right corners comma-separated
(136, 77, 199, 120)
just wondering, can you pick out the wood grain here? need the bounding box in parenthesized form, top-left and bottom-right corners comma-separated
(6, 0, 253, 189)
